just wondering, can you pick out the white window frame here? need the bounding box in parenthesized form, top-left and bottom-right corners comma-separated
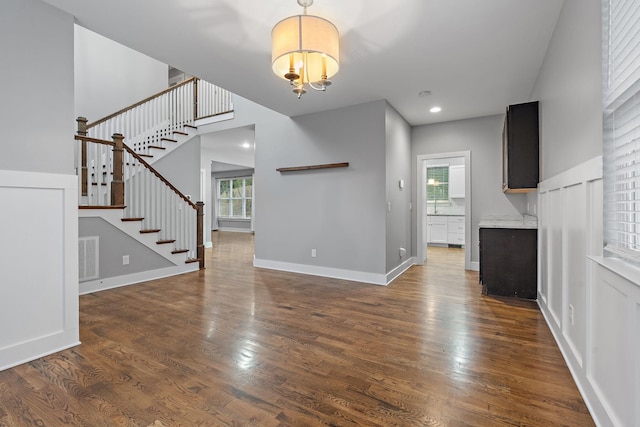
(217, 177, 252, 219)
(602, 0, 640, 263)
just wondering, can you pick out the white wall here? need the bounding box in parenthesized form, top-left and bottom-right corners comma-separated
(0, 0, 78, 371)
(385, 103, 412, 277)
(412, 115, 526, 265)
(0, 171, 79, 371)
(74, 25, 168, 123)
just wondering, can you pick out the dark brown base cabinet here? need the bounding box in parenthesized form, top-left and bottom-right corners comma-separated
(479, 228, 537, 299)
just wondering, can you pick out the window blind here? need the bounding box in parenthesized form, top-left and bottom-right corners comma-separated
(603, 0, 640, 260)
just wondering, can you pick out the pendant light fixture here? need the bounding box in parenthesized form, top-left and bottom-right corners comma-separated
(271, 0, 340, 99)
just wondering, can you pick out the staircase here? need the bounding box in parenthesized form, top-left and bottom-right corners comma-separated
(74, 78, 233, 291)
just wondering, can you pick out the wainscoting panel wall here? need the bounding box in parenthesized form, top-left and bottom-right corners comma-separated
(537, 156, 640, 426)
(0, 170, 79, 370)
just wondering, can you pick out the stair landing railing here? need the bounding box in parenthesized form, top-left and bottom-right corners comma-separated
(86, 77, 232, 157)
(75, 118, 204, 268)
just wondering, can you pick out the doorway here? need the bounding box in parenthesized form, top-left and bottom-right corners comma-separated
(416, 151, 471, 270)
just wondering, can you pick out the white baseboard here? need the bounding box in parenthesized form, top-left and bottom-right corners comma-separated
(80, 264, 198, 295)
(386, 258, 415, 284)
(218, 227, 252, 233)
(1, 340, 81, 371)
(253, 258, 388, 286)
(469, 261, 479, 271)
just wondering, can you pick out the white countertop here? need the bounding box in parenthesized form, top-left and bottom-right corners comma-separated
(479, 215, 538, 229)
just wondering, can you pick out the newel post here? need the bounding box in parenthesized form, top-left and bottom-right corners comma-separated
(193, 78, 199, 121)
(76, 117, 88, 196)
(196, 201, 205, 269)
(111, 133, 125, 206)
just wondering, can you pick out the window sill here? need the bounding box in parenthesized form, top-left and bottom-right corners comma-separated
(589, 255, 640, 288)
(217, 217, 251, 222)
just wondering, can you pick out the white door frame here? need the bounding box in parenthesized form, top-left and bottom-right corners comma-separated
(416, 150, 472, 270)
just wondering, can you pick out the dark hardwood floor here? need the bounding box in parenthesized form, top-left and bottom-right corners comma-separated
(0, 232, 593, 426)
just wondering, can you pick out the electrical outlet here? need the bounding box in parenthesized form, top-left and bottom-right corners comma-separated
(569, 304, 574, 325)
(123, 255, 130, 265)
(311, 249, 317, 258)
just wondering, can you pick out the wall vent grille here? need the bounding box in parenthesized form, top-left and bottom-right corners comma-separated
(79, 236, 99, 282)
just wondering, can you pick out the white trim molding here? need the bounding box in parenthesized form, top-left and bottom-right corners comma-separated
(0, 170, 80, 371)
(80, 264, 198, 295)
(536, 156, 635, 426)
(254, 258, 389, 286)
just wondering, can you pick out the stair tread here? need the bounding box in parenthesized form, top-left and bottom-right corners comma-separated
(171, 249, 189, 254)
(184, 124, 197, 129)
(160, 137, 177, 142)
(140, 229, 161, 234)
(79, 205, 125, 210)
(173, 131, 188, 136)
(157, 239, 176, 244)
(139, 154, 153, 158)
(121, 217, 144, 222)
(148, 145, 166, 150)
(185, 257, 200, 264)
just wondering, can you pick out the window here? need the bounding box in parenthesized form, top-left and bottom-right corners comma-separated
(427, 166, 449, 201)
(602, 0, 640, 261)
(217, 177, 252, 218)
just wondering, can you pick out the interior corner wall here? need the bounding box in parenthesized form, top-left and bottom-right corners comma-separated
(385, 103, 412, 273)
(411, 115, 526, 265)
(74, 25, 168, 123)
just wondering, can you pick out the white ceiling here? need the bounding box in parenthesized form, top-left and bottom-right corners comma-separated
(201, 126, 256, 169)
(43, 0, 564, 126)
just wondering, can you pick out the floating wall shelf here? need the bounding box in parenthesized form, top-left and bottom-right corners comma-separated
(276, 162, 349, 172)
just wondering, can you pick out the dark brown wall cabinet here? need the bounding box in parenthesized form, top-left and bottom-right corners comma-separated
(502, 101, 539, 193)
(479, 228, 537, 300)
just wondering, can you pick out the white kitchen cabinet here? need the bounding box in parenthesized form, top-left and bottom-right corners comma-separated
(427, 216, 448, 244)
(447, 216, 465, 245)
(449, 165, 465, 199)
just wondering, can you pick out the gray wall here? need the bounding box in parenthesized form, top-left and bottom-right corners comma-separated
(412, 115, 527, 264)
(259, 101, 387, 274)
(531, 0, 602, 180)
(79, 218, 173, 279)
(153, 136, 202, 201)
(0, 0, 74, 174)
(199, 96, 388, 276)
(385, 103, 412, 272)
(74, 25, 168, 123)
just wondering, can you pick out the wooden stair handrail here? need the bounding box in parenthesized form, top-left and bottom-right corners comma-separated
(87, 77, 198, 129)
(74, 135, 115, 147)
(122, 144, 198, 210)
(74, 134, 197, 210)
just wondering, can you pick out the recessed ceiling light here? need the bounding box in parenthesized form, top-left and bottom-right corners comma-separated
(418, 90, 431, 97)
(430, 106, 442, 113)
(242, 142, 251, 149)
